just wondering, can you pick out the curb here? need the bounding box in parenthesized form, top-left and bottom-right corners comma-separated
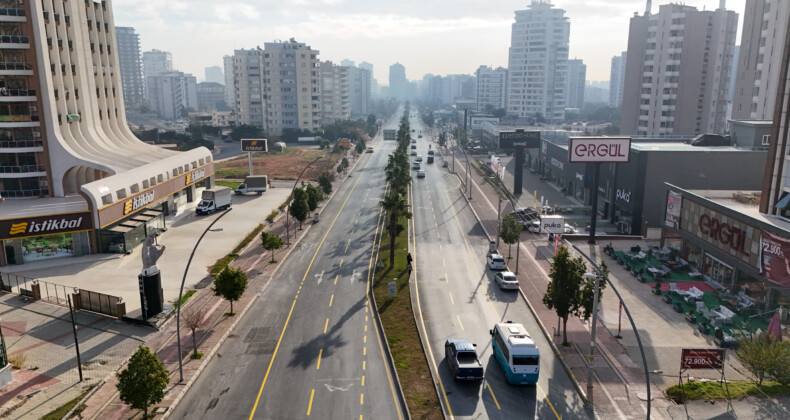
(61, 380, 105, 420)
(452, 179, 591, 406)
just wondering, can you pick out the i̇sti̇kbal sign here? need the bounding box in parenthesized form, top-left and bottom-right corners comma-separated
(568, 137, 631, 163)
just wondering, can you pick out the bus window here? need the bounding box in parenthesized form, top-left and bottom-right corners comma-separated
(512, 355, 539, 365)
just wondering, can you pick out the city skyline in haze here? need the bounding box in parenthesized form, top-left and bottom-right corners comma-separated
(113, 0, 747, 85)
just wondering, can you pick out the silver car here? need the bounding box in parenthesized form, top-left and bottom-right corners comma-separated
(495, 271, 519, 290)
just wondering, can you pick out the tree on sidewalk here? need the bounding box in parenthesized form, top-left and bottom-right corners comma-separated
(289, 187, 309, 229)
(318, 172, 333, 195)
(183, 305, 207, 359)
(542, 246, 587, 346)
(305, 184, 323, 211)
(578, 261, 608, 323)
(116, 346, 169, 419)
(260, 231, 284, 263)
(213, 266, 248, 316)
(500, 214, 520, 259)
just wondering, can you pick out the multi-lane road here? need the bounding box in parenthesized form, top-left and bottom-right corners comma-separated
(172, 110, 585, 419)
(172, 117, 404, 419)
(407, 114, 587, 419)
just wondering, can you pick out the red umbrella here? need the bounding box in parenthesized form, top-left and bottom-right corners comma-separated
(765, 312, 783, 342)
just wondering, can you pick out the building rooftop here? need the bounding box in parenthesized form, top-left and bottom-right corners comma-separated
(0, 196, 88, 219)
(687, 189, 790, 234)
(630, 142, 759, 152)
(728, 120, 772, 126)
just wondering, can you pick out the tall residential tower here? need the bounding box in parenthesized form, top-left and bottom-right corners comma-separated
(115, 26, 145, 108)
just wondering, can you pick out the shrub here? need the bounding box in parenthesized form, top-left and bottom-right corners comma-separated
(266, 210, 279, 222)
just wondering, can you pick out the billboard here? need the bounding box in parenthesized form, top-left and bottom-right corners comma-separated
(241, 139, 268, 152)
(540, 215, 565, 234)
(568, 137, 631, 163)
(665, 191, 682, 229)
(499, 130, 541, 149)
(760, 232, 790, 288)
(681, 348, 724, 370)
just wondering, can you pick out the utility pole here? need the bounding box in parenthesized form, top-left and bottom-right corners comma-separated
(67, 295, 83, 382)
(585, 273, 602, 405)
(496, 195, 503, 247)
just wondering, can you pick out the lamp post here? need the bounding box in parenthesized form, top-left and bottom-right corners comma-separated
(176, 208, 230, 383)
(583, 272, 602, 406)
(285, 155, 325, 245)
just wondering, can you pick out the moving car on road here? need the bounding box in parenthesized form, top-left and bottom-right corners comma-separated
(564, 224, 577, 234)
(417, 170, 426, 178)
(367, 147, 374, 153)
(416, 155, 423, 162)
(444, 339, 484, 381)
(490, 322, 540, 385)
(494, 271, 519, 290)
(412, 161, 421, 169)
(487, 253, 507, 270)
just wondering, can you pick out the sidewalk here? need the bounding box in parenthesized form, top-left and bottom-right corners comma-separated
(442, 146, 672, 419)
(75, 150, 364, 419)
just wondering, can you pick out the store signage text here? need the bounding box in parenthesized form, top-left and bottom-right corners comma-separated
(551, 158, 564, 170)
(499, 130, 540, 149)
(9, 217, 82, 236)
(698, 214, 749, 256)
(1, 212, 91, 240)
(186, 168, 206, 185)
(124, 191, 155, 215)
(569, 138, 631, 163)
(616, 189, 631, 203)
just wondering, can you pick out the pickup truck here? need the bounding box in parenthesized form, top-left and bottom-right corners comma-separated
(445, 338, 484, 381)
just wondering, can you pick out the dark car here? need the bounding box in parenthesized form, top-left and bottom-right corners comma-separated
(445, 338, 484, 381)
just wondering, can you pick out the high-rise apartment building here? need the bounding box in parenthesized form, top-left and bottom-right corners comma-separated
(142, 49, 172, 79)
(0, 0, 212, 267)
(609, 52, 627, 107)
(732, 0, 790, 120)
(359, 62, 377, 98)
(204, 66, 224, 85)
(115, 27, 145, 108)
(506, 1, 570, 122)
(760, 6, 790, 215)
(566, 59, 586, 109)
(389, 63, 407, 101)
(348, 66, 371, 117)
(475, 66, 508, 111)
(197, 82, 226, 111)
(621, 2, 738, 136)
(147, 72, 198, 120)
(223, 55, 235, 111)
(319, 61, 350, 123)
(229, 40, 320, 134)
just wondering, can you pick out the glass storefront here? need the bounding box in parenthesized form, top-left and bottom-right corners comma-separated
(703, 253, 735, 290)
(615, 207, 633, 234)
(15, 233, 73, 263)
(100, 207, 166, 254)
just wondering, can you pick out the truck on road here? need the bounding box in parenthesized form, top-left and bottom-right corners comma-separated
(234, 175, 268, 195)
(196, 186, 232, 215)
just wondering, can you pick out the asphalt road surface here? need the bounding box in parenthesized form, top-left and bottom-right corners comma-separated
(171, 118, 405, 419)
(408, 115, 589, 419)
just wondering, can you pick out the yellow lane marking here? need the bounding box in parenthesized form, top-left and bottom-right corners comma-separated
(362, 360, 366, 371)
(409, 184, 455, 417)
(334, 275, 339, 285)
(456, 315, 465, 331)
(365, 315, 368, 322)
(439, 244, 442, 252)
(352, 228, 355, 234)
(486, 383, 501, 410)
(448, 292, 454, 305)
(363, 336, 367, 343)
(364, 325, 368, 332)
(306, 389, 315, 416)
(339, 258, 344, 268)
(443, 178, 562, 420)
(360, 393, 364, 405)
(329, 294, 334, 307)
(345, 239, 351, 252)
(248, 155, 372, 420)
(361, 376, 365, 386)
(437, 232, 440, 239)
(316, 349, 323, 370)
(363, 346, 367, 356)
(324, 318, 329, 334)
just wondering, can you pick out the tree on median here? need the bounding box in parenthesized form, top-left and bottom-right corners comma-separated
(116, 346, 169, 419)
(213, 266, 248, 315)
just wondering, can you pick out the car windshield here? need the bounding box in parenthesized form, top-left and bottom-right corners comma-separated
(513, 355, 539, 365)
(198, 200, 211, 207)
(492, 257, 504, 263)
(503, 275, 517, 281)
(456, 351, 478, 364)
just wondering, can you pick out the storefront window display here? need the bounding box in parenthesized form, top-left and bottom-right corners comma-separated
(18, 233, 73, 262)
(683, 241, 703, 269)
(704, 253, 734, 289)
(100, 208, 166, 254)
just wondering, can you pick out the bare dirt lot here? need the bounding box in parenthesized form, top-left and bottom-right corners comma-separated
(215, 146, 347, 181)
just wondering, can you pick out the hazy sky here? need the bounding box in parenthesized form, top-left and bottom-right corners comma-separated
(114, 0, 747, 85)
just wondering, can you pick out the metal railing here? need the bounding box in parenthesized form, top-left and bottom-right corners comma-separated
(79, 289, 121, 317)
(0, 87, 36, 96)
(0, 188, 48, 198)
(0, 8, 26, 17)
(0, 35, 29, 44)
(0, 139, 42, 148)
(0, 272, 73, 306)
(0, 62, 32, 71)
(0, 164, 45, 173)
(0, 114, 40, 122)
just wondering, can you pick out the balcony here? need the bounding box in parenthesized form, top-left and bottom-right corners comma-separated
(0, 139, 43, 152)
(0, 87, 37, 102)
(0, 8, 26, 22)
(0, 35, 30, 48)
(0, 188, 48, 198)
(0, 164, 46, 174)
(0, 114, 40, 128)
(0, 61, 32, 75)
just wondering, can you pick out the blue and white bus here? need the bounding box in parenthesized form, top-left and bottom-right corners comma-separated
(490, 321, 540, 385)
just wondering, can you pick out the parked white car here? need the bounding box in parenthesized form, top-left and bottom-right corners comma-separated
(564, 224, 576, 234)
(495, 271, 519, 290)
(487, 253, 507, 270)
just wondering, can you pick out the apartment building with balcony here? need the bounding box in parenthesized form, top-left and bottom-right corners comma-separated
(609, 51, 627, 107)
(347, 64, 370, 117)
(115, 26, 144, 108)
(732, 0, 790, 121)
(566, 58, 586, 109)
(475, 65, 507, 112)
(319, 61, 350, 124)
(620, 2, 738, 136)
(147, 71, 198, 120)
(0, 0, 212, 267)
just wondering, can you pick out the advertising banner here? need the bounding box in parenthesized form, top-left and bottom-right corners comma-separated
(0, 212, 92, 241)
(665, 191, 682, 229)
(568, 137, 631, 163)
(760, 232, 790, 288)
(499, 130, 541, 149)
(241, 139, 268, 152)
(681, 348, 724, 370)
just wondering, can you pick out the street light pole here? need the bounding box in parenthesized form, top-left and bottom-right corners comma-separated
(285, 155, 324, 245)
(584, 272, 602, 405)
(495, 195, 503, 247)
(176, 207, 231, 383)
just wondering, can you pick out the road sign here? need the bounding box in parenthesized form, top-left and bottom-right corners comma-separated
(499, 130, 540, 149)
(681, 348, 724, 370)
(388, 281, 397, 296)
(241, 139, 268, 152)
(568, 137, 631, 163)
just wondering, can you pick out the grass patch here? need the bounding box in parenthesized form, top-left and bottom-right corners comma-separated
(215, 168, 249, 179)
(8, 353, 25, 369)
(233, 224, 265, 254)
(210, 253, 239, 275)
(191, 352, 204, 360)
(223, 312, 236, 317)
(41, 384, 95, 420)
(372, 217, 442, 419)
(173, 290, 196, 308)
(216, 180, 241, 189)
(665, 380, 790, 403)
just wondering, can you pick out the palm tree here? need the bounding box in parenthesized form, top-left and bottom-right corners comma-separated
(380, 192, 412, 267)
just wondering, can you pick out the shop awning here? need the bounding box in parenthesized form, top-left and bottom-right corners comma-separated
(775, 193, 790, 210)
(106, 225, 134, 233)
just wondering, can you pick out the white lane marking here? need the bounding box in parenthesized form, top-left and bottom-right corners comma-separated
(350, 269, 361, 284)
(315, 270, 325, 285)
(324, 384, 353, 392)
